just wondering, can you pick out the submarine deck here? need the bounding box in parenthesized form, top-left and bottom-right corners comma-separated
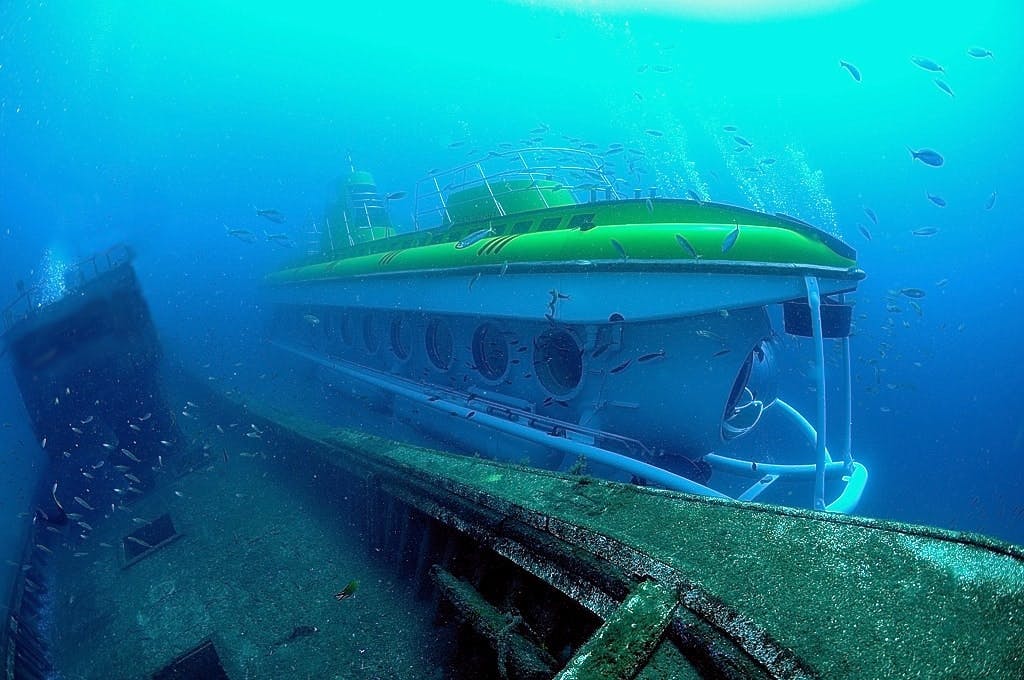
(41, 372, 1024, 679)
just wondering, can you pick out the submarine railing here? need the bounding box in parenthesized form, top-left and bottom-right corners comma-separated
(1, 243, 134, 336)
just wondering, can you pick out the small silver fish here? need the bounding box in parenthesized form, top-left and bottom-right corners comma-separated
(908, 147, 944, 167)
(839, 60, 861, 82)
(984, 191, 997, 210)
(966, 47, 993, 59)
(125, 536, 153, 548)
(129, 423, 142, 432)
(609, 238, 628, 261)
(674, 233, 699, 258)
(721, 225, 740, 253)
(138, 412, 152, 421)
(125, 473, 142, 483)
(912, 226, 939, 236)
(455, 227, 495, 250)
(77, 521, 94, 531)
(926, 193, 946, 207)
(73, 496, 94, 511)
(863, 206, 878, 224)
(933, 79, 954, 97)
(911, 56, 944, 73)
(121, 448, 141, 463)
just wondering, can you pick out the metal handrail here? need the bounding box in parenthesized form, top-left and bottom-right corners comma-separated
(1, 243, 134, 335)
(412, 147, 621, 230)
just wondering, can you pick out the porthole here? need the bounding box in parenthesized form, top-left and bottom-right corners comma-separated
(533, 328, 583, 396)
(390, 316, 413, 360)
(425, 318, 454, 370)
(363, 314, 381, 353)
(472, 323, 508, 381)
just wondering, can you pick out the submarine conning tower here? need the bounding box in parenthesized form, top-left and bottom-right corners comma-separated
(322, 155, 394, 252)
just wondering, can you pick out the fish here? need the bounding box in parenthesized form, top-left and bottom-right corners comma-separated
(653, 65, 673, 73)
(907, 147, 944, 167)
(245, 431, 262, 439)
(125, 473, 142, 483)
(713, 348, 732, 358)
(138, 412, 152, 421)
(722, 125, 738, 132)
(73, 496, 94, 511)
(303, 314, 321, 326)
(899, 288, 927, 299)
(935, 278, 949, 287)
(385, 191, 407, 201)
(41, 437, 47, 448)
(644, 129, 663, 137)
(967, 47, 993, 59)
(256, 208, 286, 223)
(863, 207, 878, 224)
(102, 442, 115, 450)
(984, 191, 997, 210)
(121, 448, 141, 463)
(129, 423, 142, 432)
(455, 226, 495, 249)
(335, 579, 359, 601)
(733, 136, 752, 148)
(82, 472, 94, 479)
(839, 60, 861, 82)
(926, 193, 947, 207)
(759, 158, 776, 166)
(448, 140, 465, 148)
(674, 233, 699, 258)
(857, 224, 872, 241)
(637, 350, 666, 363)
(225, 226, 257, 243)
(81, 415, 94, 424)
(609, 359, 632, 375)
(77, 521, 94, 531)
(35, 544, 53, 555)
(125, 536, 153, 549)
(912, 227, 940, 236)
(933, 79, 955, 97)
(610, 239, 628, 261)
(911, 56, 944, 73)
(273, 625, 320, 647)
(685, 190, 703, 203)
(160, 440, 173, 447)
(721, 224, 740, 253)
(71, 426, 83, 435)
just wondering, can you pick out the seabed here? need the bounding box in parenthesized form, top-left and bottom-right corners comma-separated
(34, 371, 1024, 679)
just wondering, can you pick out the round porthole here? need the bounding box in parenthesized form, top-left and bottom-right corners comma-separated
(534, 328, 583, 396)
(363, 314, 381, 353)
(390, 316, 412, 360)
(472, 323, 508, 381)
(425, 318, 454, 370)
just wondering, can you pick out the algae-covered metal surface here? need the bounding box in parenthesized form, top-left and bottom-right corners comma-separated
(285, 417, 1024, 679)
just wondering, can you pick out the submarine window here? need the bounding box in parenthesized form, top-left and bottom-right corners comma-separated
(390, 316, 413, 360)
(568, 214, 595, 230)
(512, 220, 533, 234)
(539, 217, 562, 232)
(472, 323, 509, 381)
(534, 328, 583, 396)
(425, 318, 454, 370)
(363, 314, 381, 354)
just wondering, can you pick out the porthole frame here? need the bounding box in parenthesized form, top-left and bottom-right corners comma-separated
(471, 322, 510, 383)
(532, 327, 585, 399)
(425, 317, 454, 371)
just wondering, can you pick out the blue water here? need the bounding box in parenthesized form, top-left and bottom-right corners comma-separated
(1, 0, 1022, 576)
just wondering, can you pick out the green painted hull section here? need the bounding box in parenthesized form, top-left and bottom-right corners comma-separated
(269, 199, 858, 285)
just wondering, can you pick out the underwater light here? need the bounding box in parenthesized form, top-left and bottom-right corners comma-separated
(522, 0, 862, 19)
